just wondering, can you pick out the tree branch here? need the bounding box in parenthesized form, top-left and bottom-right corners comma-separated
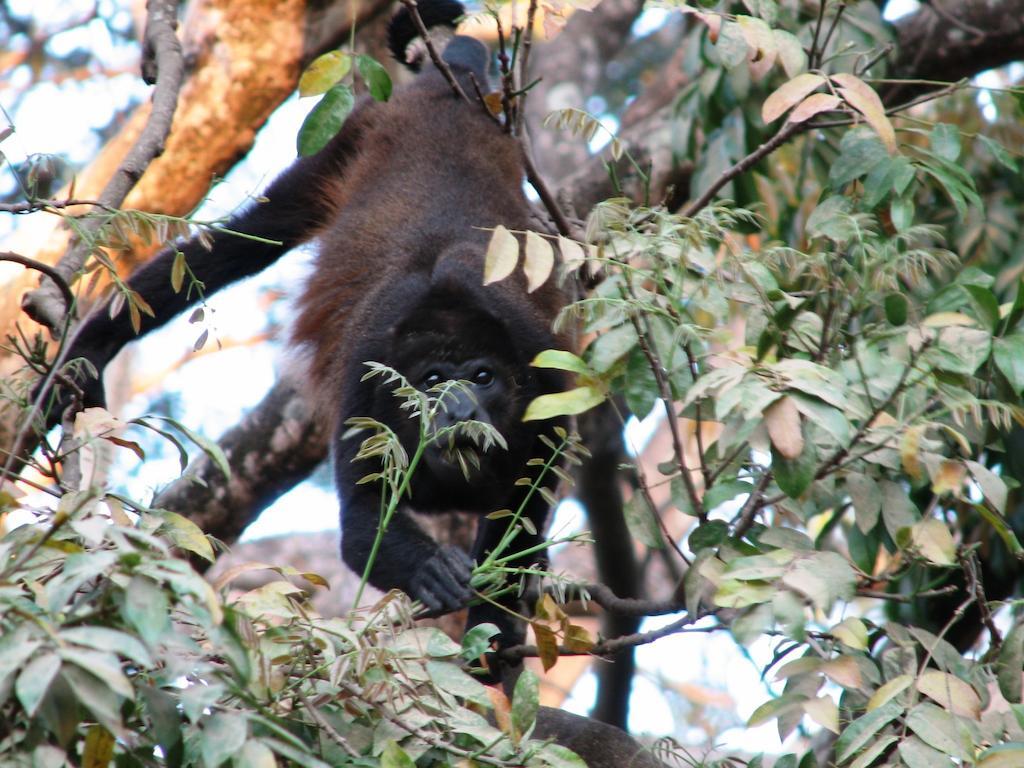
(21, 0, 185, 332)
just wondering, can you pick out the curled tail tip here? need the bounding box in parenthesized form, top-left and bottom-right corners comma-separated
(387, 0, 467, 71)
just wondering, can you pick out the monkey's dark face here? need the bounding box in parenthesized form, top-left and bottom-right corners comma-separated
(408, 355, 514, 483)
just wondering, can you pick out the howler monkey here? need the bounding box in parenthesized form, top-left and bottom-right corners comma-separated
(42, 1, 568, 661)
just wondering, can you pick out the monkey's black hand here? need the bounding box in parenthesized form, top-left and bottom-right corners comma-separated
(32, 345, 109, 431)
(409, 545, 474, 614)
(466, 602, 526, 685)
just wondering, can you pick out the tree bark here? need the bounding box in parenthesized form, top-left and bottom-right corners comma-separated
(0, 0, 391, 447)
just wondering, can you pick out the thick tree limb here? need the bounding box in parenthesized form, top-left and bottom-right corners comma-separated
(152, 377, 330, 543)
(524, 0, 647, 179)
(891, 0, 1024, 87)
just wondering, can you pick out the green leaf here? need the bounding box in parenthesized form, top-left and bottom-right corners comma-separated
(530, 349, 592, 376)
(15, 652, 60, 717)
(122, 575, 170, 647)
(830, 128, 888, 186)
(715, 21, 749, 68)
(834, 700, 903, 763)
(237, 741, 278, 768)
(511, 669, 540, 738)
(891, 194, 914, 232)
(297, 83, 355, 156)
(965, 284, 1000, 331)
(965, 459, 1008, 513)
(355, 54, 392, 101)
(522, 386, 605, 421)
(299, 50, 352, 97)
(807, 195, 854, 242)
(905, 702, 973, 761)
(929, 123, 961, 161)
(880, 480, 919, 540)
(998, 623, 1024, 704)
(201, 713, 248, 768)
(624, 493, 663, 549)
(772, 440, 816, 498)
(61, 665, 126, 738)
(461, 623, 499, 661)
(154, 415, 231, 480)
(978, 134, 1019, 172)
(994, 335, 1024, 394)
(535, 742, 589, 768)
(60, 627, 153, 667)
(381, 740, 416, 768)
(688, 520, 730, 551)
(884, 293, 908, 325)
(899, 736, 954, 768)
(426, 661, 490, 706)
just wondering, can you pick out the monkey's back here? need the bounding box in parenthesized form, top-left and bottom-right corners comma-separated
(292, 73, 566, 417)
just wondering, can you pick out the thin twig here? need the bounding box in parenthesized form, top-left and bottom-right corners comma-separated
(964, 551, 1002, 651)
(809, 0, 829, 69)
(623, 283, 704, 521)
(552, 582, 684, 616)
(20, 0, 184, 332)
(500, 610, 719, 663)
(399, 0, 469, 102)
(298, 692, 360, 758)
(681, 121, 803, 219)
(521, 145, 572, 237)
(514, 0, 539, 136)
(817, 1, 847, 63)
(0, 197, 113, 214)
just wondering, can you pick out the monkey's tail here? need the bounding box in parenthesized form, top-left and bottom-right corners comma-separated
(387, 0, 467, 72)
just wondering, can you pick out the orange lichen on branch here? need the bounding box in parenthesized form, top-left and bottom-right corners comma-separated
(0, 0, 306, 334)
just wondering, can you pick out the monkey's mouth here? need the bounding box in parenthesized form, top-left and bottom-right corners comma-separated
(426, 438, 489, 482)
(441, 443, 484, 479)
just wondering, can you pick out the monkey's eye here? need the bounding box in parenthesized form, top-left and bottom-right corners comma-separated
(423, 371, 443, 388)
(473, 368, 494, 386)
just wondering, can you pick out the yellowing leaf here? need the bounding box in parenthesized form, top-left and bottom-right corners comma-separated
(736, 15, 777, 82)
(916, 670, 981, 719)
(530, 349, 592, 376)
(923, 311, 976, 327)
(299, 50, 351, 97)
(483, 225, 519, 285)
(558, 235, 586, 272)
(773, 29, 807, 77)
(483, 91, 503, 116)
(900, 424, 924, 480)
(762, 73, 826, 123)
(787, 93, 842, 124)
(931, 459, 966, 496)
(979, 745, 1024, 768)
(563, 623, 595, 653)
(822, 656, 862, 689)
(522, 386, 605, 421)
(764, 395, 804, 459)
(831, 73, 897, 154)
(803, 696, 839, 734)
(867, 674, 913, 711)
(910, 519, 956, 565)
(532, 623, 559, 671)
(523, 231, 554, 292)
(831, 618, 869, 650)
